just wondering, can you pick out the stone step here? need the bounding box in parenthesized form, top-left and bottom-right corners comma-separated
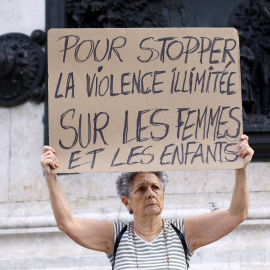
(1, 219, 269, 269)
(1, 197, 269, 269)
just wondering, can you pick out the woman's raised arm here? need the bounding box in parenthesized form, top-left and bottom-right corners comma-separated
(184, 135, 254, 252)
(40, 146, 114, 255)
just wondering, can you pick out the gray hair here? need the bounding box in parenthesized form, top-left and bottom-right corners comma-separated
(116, 171, 168, 199)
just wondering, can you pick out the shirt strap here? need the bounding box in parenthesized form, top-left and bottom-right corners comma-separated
(112, 225, 127, 270)
(170, 223, 189, 269)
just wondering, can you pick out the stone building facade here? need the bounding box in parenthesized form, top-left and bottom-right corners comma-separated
(0, 0, 269, 269)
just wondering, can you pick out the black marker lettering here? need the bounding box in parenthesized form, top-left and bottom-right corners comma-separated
(127, 146, 154, 165)
(141, 72, 153, 94)
(227, 72, 236, 95)
(191, 143, 204, 164)
(137, 37, 159, 63)
(227, 107, 240, 139)
(184, 141, 196, 164)
(195, 107, 208, 139)
(157, 37, 176, 63)
(199, 37, 212, 64)
(172, 144, 184, 165)
(152, 71, 165, 94)
(65, 72, 75, 98)
(132, 70, 142, 94)
(93, 112, 110, 145)
(108, 36, 127, 62)
(206, 106, 220, 141)
(167, 40, 184, 61)
(58, 35, 80, 63)
(93, 39, 109, 62)
(68, 151, 82, 169)
(183, 36, 200, 64)
(55, 72, 63, 98)
(121, 73, 131, 95)
(224, 143, 238, 162)
(111, 148, 126, 167)
(206, 144, 217, 163)
(182, 110, 196, 141)
(222, 39, 236, 64)
(210, 37, 224, 64)
(160, 144, 175, 165)
(78, 113, 91, 148)
(123, 110, 136, 144)
(136, 109, 151, 142)
(86, 148, 105, 169)
(150, 109, 169, 141)
(194, 70, 206, 93)
(176, 108, 189, 139)
(99, 76, 110, 97)
(219, 71, 229, 94)
(86, 73, 96, 97)
(74, 40, 94, 63)
(217, 106, 229, 139)
(59, 109, 78, 150)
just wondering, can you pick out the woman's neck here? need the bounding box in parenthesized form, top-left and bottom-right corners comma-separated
(133, 216, 163, 242)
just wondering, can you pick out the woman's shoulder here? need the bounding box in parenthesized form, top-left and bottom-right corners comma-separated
(166, 218, 185, 233)
(112, 220, 130, 243)
(107, 220, 129, 259)
(113, 220, 128, 234)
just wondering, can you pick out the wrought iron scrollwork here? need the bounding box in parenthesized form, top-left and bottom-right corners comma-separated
(0, 30, 46, 107)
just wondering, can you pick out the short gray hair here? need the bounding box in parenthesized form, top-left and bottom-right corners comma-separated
(116, 171, 168, 199)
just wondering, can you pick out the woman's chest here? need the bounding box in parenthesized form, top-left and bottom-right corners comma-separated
(114, 232, 186, 270)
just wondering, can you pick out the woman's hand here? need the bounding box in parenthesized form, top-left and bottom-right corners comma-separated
(237, 134, 254, 168)
(40, 146, 59, 174)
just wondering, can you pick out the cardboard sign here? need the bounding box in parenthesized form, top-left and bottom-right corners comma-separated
(48, 28, 244, 173)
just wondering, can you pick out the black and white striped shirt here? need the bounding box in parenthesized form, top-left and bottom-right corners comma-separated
(107, 219, 193, 270)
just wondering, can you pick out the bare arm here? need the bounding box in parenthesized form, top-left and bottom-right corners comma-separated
(184, 135, 254, 252)
(40, 146, 114, 254)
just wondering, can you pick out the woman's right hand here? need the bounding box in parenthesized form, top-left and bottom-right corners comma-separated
(40, 146, 59, 174)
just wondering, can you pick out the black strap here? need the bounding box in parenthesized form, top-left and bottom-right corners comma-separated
(112, 223, 189, 269)
(171, 223, 189, 269)
(112, 225, 127, 270)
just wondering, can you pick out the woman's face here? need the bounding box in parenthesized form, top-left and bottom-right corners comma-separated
(124, 172, 165, 218)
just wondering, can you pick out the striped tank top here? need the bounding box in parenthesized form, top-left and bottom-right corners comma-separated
(107, 219, 193, 270)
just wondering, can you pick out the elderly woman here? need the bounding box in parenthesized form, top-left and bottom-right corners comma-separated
(40, 135, 254, 270)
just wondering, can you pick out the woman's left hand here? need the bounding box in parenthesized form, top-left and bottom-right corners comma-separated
(237, 134, 254, 167)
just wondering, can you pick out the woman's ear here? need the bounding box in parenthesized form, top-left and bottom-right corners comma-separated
(122, 196, 132, 212)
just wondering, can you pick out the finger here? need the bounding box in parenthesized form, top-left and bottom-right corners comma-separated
(240, 148, 250, 158)
(241, 134, 249, 141)
(237, 140, 249, 154)
(45, 155, 59, 168)
(42, 149, 59, 163)
(41, 157, 57, 169)
(244, 149, 254, 166)
(238, 144, 249, 157)
(41, 151, 59, 167)
(43, 145, 56, 153)
(239, 145, 254, 159)
(238, 139, 248, 149)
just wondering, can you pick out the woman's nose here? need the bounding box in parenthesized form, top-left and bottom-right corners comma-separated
(146, 188, 155, 198)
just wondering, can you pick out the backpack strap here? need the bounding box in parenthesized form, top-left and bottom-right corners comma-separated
(171, 223, 189, 269)
(112, 225, 127, 270)
(112, 223, 189, 269)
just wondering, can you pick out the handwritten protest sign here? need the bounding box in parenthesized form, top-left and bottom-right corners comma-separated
(48, 28, 244, 173)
